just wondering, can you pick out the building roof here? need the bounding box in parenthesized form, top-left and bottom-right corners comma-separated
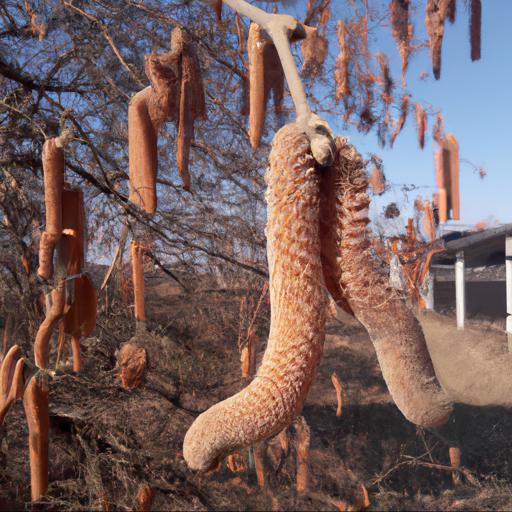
(434, 223, 512, 266)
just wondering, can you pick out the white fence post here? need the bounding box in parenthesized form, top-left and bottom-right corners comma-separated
(455, 251, 465, 329)
(506, 237, 512, 350)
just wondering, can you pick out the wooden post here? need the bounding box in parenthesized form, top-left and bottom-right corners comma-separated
(506, 237, 512, 351)
(424, 271, 435, 310)
(455, 251, 465, 329)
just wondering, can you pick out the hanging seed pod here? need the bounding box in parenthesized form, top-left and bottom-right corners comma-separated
(38, 138, 64, 280)
(128, 87, 158, 215)
(425, 0, 448, 80)
(0, 345, 25, 426)
(470, 0, 481, 61)
(423, 200, 437, 240)
(301, 28, 329, 78)
(369, 165, 385, 195)
(335, 20, 351, 103)
(442, 133, 460, 220)
(434, 150, 448, 223)
(183, 124, 328, 471)
(414, 102, 427, 149)
(446, 0, 456, 23)
(376, 53, 393, 107)
(176, 64, 193, 192)
(331, 372, 343, 417)
(130, 241, 146, 328)
(319, 139, 452, 428)
(432, 112, 444, 144)
(389, 0, 412, 85)
(23, 373, 49, 501)
(248, 23, 267, 150)
(390, 94, 409, 147)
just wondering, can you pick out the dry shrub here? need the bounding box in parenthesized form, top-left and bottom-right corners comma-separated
(470, 0, 481, 61)
(413, 102, 427, 149)
(389, 0, 412, 85)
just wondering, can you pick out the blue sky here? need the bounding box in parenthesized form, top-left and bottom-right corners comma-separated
(326, 0, 512, 229)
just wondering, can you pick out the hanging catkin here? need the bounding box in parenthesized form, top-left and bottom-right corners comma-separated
(38, 138, 64, 280)
(128, 86, 158, 215)
(389, 0, 412, 85)
(414, 102, 427, 149)
(248, 23, 267, 150)
(131, 241, 146, 327)
(183, 123, 328, 471)
(334, 20, 351, 103)
(301, 28, 328, 78)
(446, 0, 456, 23)
(390, 94, 409, 146)
(425, 0, 448, 80)
(319, 138, 452, 428)
(442, 133, 460, 220)
(470, 0, 481, 61)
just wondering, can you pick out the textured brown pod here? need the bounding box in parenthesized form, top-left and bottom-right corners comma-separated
(0, 345, 25, 425)
(128, 87, 158, 215)
(136, 482, 155, 512)
(425, 0, 447, 80)
(331, 371, 343, 417)
(130, 241, 146, 327)
(117, 342, 147, 389)
(183, 123, 328, 471)
(390, 0, 412, 85)
(23, 373, 49, 501)
(390, 94, 409, 147)
(470, 0, 481, 61)
(248, 23, 268, 150)
(414, 102, 427, 150)
(295, 416, 310, 494)
(34, 278, 66, 369)
(301, 28, 328, 78)
(319, 139, 452, 428)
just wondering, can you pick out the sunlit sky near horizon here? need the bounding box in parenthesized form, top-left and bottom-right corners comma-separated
(318, 0, 512, 231)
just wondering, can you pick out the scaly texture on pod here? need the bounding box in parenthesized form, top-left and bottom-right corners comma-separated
(320, 138, 452, 428)
(425, 0, 448, 80)
(23, 373, 49, 501)
(34, 278, 66, 369)
(0, 345, 25, 425)
(38, 138, 64, 279)
(128, 86, 158, 215)
(184, 123, 328, 471)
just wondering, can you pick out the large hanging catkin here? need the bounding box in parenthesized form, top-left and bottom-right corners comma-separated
(414, 102, 427, 150)
(128, 86, 158, 215)
(319, 139, 452, 428)
(470, 0, 481, 61)
(38, 138, 64, 279)
(183, 123, 328, 471)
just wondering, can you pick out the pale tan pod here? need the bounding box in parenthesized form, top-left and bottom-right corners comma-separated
(319, 139, 452, 428)
(443, 133, 460, 220)
(183, 123, 328, 471)
(23, 373, 49, 501)
(248, 23, 268, 150)
(128, 86, 158, 215)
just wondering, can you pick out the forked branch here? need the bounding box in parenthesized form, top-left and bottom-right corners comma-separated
(220, 0, 335, 166)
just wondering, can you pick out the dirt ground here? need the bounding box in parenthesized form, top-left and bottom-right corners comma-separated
(2, 276, 512, 511)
